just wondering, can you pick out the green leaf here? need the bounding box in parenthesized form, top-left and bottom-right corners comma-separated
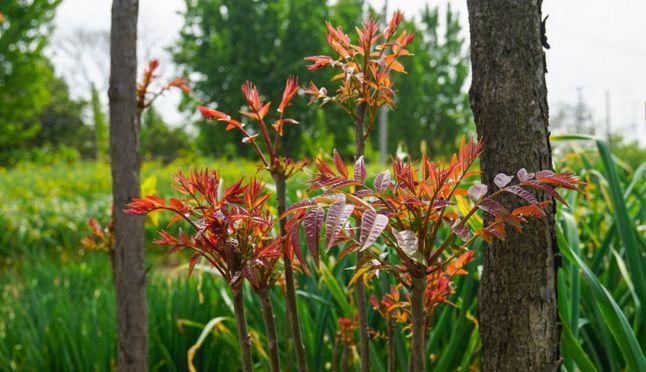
(557, 225, 646, 371)
(561, 317, 598, 372)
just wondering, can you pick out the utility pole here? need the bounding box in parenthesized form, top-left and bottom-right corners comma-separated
(605, 90, 611, 142)
(575, 87, 584, 133)
(378, 0, 389, 164)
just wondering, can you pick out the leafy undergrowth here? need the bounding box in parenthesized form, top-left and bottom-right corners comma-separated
(0, 138, 643, 371)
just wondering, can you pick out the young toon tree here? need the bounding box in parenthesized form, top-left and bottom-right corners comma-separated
(303, 12, 413, 371)
(197, 77, 309, 371)
(84, 59, 189, 267)
(126, 171, 283, 372)
(283, 138, 582, 371)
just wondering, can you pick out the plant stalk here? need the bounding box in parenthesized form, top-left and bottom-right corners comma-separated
(354, 103, 370, 372)
(410, 275, 426, 372)
(274, 173, 309, 372)
(232, 286, 253, 372)
(386, 319, 396, 372)
(258, 288, 281, 372)
(341, 345, 350, 372)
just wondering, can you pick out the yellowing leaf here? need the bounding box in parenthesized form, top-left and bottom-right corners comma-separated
(456, 195, 482, 229)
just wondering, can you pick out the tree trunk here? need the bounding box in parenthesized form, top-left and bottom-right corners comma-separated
(353, 103, 370, 372)
(232, 286, 253, 372)
(108, 1, 148, 371)
(273, 173, 309, 372)
(409, 275, 426, 372)
(258, 288, 281, 372)
(466, 1, 560, 371)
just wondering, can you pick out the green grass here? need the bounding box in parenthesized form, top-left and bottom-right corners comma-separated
(0, 144, 643, 371)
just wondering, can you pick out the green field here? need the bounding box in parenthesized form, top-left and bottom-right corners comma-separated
(0, 137, 644, 371)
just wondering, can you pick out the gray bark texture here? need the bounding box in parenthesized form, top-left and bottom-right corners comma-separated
(109, 1, 148, 371)
(466, 0, 561, 371)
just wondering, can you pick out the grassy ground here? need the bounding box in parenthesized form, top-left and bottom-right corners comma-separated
(0, 141, 643, 371)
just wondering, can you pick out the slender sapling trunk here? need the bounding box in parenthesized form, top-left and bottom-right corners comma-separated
(258, 288, 281, 372)
(409, 275, 426, 372)
(232, 286, 253, 372)
(353, 103, 370, 372)
(273, 173, 309, 372)
(386, 319, 395, 372)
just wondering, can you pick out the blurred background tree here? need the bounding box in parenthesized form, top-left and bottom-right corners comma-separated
(140, 107, 193, 164)
(0, 0, 63, 164)
(172, 0, 472, 160)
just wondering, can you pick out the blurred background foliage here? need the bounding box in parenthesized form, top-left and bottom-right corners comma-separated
(1, 0, 475, 166)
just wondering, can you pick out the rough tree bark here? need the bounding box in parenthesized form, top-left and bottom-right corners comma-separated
(466, 1, 561, 371)
(108, 0, 148, 371)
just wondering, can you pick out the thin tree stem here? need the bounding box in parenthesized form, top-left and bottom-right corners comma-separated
(387, 320, 396, 372)
(274, 173, 309, 372)
(410, 275, 426, 372)
(341, 345, 350, 372)
(353, 103, 370, 372)
(232, 286, 253, 372)
(258, 288, 281, 372)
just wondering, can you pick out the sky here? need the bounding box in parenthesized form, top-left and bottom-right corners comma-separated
(51, 0, 646, 144)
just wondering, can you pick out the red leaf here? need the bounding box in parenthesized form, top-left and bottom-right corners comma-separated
(354, 155, 366, 182)
(504, 185, 541, 209)
(278, 76, 299, 113)
(451, 220, 470, 240)
(477, 199, 521, 229)
(494, 173, 513, 189)
(198, 105, 230, 121)
(517, 168, 535, 182)
(304, 207, 325, 264)
(374, 170, 391, 192)
(332, 149, 348, 177)
(524, 180, 568, 205)
(359, 209, 389, 250)
(324, 201, 354, 249)
(188, 253, 200, 277)
(467, 183, 487, 202)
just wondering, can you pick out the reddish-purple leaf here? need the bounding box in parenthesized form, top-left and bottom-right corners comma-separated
(374, 170, 391, 192)
(333, 149, 348, 177)
(354, 155, 366, 182)
(517, 168, 535, 182)
(504, 185, 540, 206)
(354, 188, 374, 197)
(328, 178, 362, 189)
(467, 183, 488, 202)
(524, 180, 568, 205)
(536, 170, 554, 178)
(325, 201, 354, 249)
(451, 221, 470, 240)
(395, 230, 423, 262)
(304, 207, 325, 263)
(478, 199, 521, 229)
(188, 253, 200, 277)
(535, 172, 582, 191)
(283, 198, 317, 217)
(494, 173, 513, 189)
(359, 209, 389, 251)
